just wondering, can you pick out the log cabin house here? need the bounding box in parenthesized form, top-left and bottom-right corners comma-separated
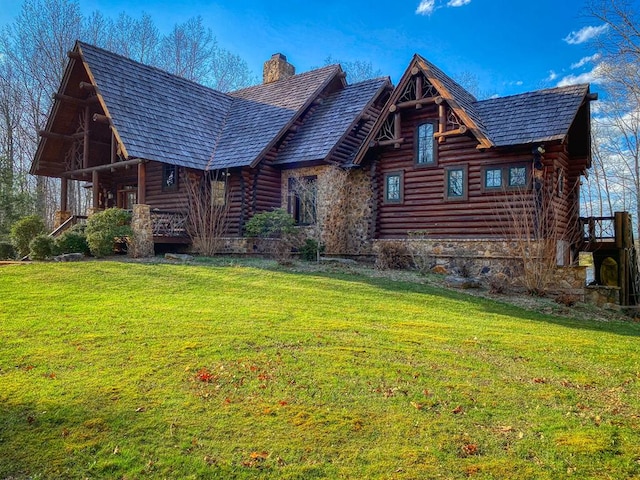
(31, 41, 391, 254)
(353, 54, 596, 266)
(33, 42, 611, 292)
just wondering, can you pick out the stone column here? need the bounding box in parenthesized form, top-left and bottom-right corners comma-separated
(129, 204, 154, 258)
(53, 210, 72, 229)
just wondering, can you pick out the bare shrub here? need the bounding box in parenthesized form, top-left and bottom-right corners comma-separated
(375, 241, 412, 270)
(495, 156, 581, 296)
(184, 170, 230, 256)
(487, 272, 510, 294)
(407, 231, 435, 274)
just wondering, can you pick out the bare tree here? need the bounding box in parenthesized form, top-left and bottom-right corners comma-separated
(586, 0, 640, 239)
(322, 55, 382, 83)
(184, 170, 230, 256)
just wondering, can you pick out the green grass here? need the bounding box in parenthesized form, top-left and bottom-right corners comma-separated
(1, 260, 639, 479)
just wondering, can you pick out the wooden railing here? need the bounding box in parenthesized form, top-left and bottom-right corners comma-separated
(49, 215, 88, 238)
(151, 210, 188, 238)
(579, 216, 616, 243)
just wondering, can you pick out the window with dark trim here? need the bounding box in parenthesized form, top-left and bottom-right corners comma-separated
(556, 167, 565, 196)
(445, 166, 467, 201)
(211, 179, 226, 206)
(162, 164, 178, 191)
(384, 172, 403, 203)
(481, 164, 530, 191)
(484, 168, 503, 189)
(416, 121, 437, 166)
(288, 176, 317, 225)
(508, 166, 527, 187)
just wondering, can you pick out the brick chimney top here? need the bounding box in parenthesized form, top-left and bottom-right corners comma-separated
(263, 53, 295, 84)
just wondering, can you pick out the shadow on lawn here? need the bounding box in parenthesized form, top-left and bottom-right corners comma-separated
(235, 262, 640, 339)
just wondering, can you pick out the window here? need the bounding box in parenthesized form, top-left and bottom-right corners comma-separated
(445, 166, 467, 200)
(384, 172, 403, 203)
(508, 166, 527, 187)
(416, 122, 437, 166)
(162, 164, 178, 191)
(484, 168, 503, 189)
(211, 179, 226, 206)
(288, 176, 317, 225)
(482, 164, 530, 191)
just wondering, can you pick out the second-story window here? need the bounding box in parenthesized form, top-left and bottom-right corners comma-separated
(416, 122, 437, 166)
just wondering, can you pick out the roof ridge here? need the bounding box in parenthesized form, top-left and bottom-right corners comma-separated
(77, 40, 233, 98)
(229, 64, 341, 96)
(475, 83, 589, 104)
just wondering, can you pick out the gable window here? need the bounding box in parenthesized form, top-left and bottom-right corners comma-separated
(384, 172, 403, 203)
(288, 176, 317, 225)
(508, 166, 527, 187)
(416, 121, 437, 166)
(445, 166, 467, 201)
(484, 168, 503, 189)
(211, 179, 226, 206)
(163, 164, 178, 191)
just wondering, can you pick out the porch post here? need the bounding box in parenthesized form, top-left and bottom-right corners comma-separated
(137, 161, 146, 205)
(53, 177, 71, 228)
(92, 170, 100, 211)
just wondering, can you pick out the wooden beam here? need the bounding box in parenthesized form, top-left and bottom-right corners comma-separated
(79, 82, 96, 92)
(92, 113, 109, 124)
(92, 170, 99, 210)
(52, 93, 98, 106)
(394, 112, 401, 141)
(434, 126, 467, 143)
(38, 130, 74, 142)
(411, 66, 420, 76)
(67, 50, 81, 60)
(137, 161, 146, 204)
(83, 106, 90, 169)
(438, 104, 446, 135)
(396, 96, 442, 110)
(415, 76, 423, 109)
(373, 138, 405, 147)
(111, 130, 117, 166)
(60, 177, 68, 212)
(63, 158, 144, 177)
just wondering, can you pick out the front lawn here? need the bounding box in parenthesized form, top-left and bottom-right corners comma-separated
(0, 260, 639, 479)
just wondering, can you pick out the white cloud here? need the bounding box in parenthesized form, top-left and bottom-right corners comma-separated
(557, 62, 606, 86)
(447, 0, 471, 6)
(547, 70, 558, 81)
(563, 24, 609, 45)
(570, 53, 602, 69)
(416, 0, 436, 15)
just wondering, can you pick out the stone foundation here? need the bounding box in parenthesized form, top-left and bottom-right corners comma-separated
(585, 285, 621, 307)
(129, 204, 154, 258)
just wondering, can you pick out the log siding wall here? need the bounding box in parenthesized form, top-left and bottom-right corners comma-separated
(367, 104, 581, 240)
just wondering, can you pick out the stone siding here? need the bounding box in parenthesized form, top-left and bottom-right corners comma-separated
(129, 204, 154, 258)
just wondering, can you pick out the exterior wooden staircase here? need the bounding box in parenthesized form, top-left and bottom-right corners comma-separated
(580, 211, 639, 306)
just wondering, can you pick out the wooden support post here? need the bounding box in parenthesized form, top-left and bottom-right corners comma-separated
(60, 177, 68, 212)
(438, 104, 446, 134)
(92, 170, 99, 210)
(110, 129, 117, 166)
(137, 161, 146, 205)
(83, 106, 90, 169)
(415, 76, 423, 109)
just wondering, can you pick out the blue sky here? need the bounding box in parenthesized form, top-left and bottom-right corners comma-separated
(1, 0, 610, 98)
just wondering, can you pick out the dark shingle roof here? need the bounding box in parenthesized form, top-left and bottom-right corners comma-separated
(79, 42, 232, 170)
(275, 77, 389, 165)
(473, 84, 589, 146)
(415, 55, 492, 148)
(78, 42, 340, 170)
(210, 65, 341, 169)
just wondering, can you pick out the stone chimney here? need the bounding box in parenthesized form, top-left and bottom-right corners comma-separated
(263, 53, 295, 84)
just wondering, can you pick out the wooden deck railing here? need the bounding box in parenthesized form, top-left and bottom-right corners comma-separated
(151, 210, 188, 238)
(579, 216, 616, 243)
